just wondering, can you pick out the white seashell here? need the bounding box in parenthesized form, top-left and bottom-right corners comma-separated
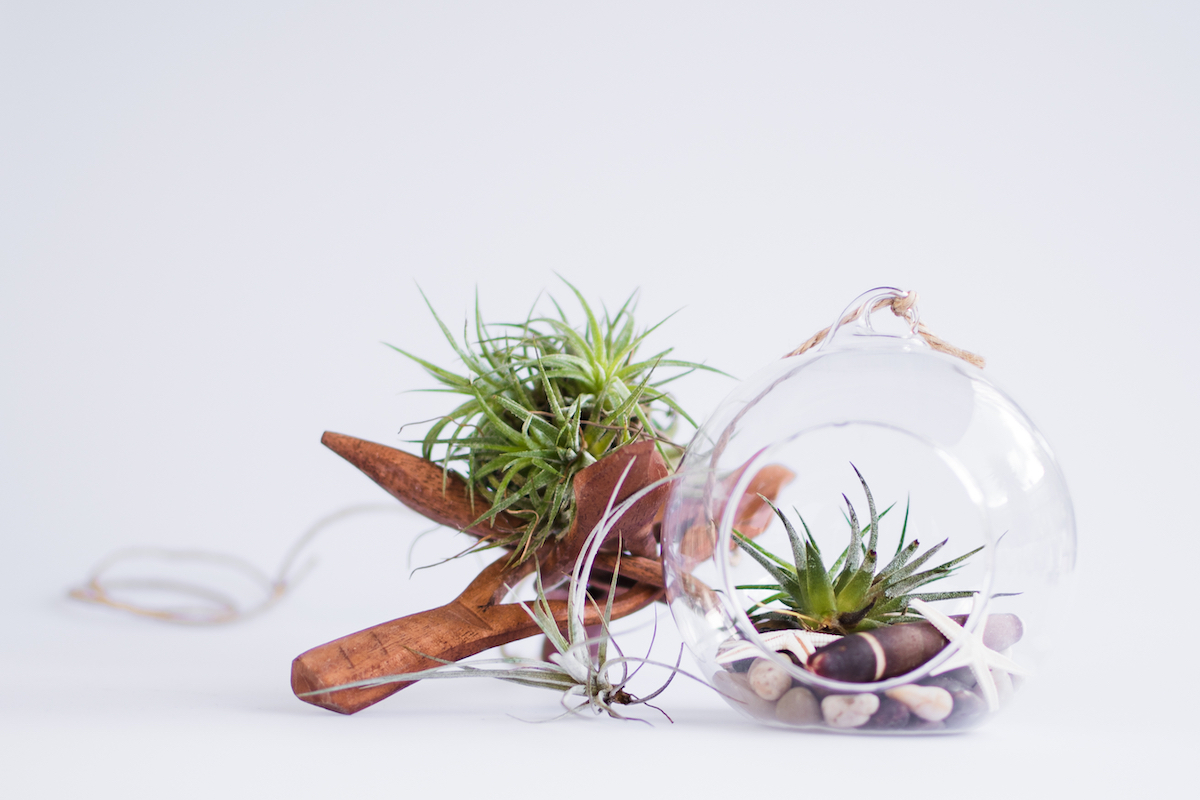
(991, 668, 1014, 708)
(747, 658, 791, 701)
(716, 629, 841, 667)
(885, 684, 953, 721)
(821, 693, 880, 728)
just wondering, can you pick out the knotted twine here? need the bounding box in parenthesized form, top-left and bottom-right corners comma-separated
(702, 289, 986, 537)
(785, 290, 986, 368)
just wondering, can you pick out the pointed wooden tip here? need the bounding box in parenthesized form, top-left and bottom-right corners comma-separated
(320, 431, 520, 537)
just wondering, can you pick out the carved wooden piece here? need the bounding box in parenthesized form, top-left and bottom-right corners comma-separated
(295, 435, 669, 714)
(677, 463, 796, 567)
(295, 433, 791, 715)
(320, 432, 523, 539)
(291, 555, 661, 714)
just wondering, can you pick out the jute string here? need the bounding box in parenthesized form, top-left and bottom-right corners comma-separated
(784, 290, 986, 369)
(69, 504, 404, 625)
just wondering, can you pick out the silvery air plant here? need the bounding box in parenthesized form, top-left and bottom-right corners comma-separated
(301, 462, 697, 722)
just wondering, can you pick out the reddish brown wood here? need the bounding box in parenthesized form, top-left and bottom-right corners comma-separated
(677, 463, 796, 567)
(295, 435, 670, 715)
(292, 555, 662, 714)
(295, 433, 792, 715)
(320, 432, 523, 539)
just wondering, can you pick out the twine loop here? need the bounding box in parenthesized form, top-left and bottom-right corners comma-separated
(785, 289, 985, 369)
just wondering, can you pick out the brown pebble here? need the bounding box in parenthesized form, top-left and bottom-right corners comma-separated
(775, 686, 821, 726)
(863, 696, 911, 730)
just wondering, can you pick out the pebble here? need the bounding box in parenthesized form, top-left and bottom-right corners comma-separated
(862, 696, 910, 730)
(775, 687, 821, 727)
(944, 688, 988, 729)
(712, 670, 777, 720)
(885, 684, 954, 722)
(931, 668, 976, 690)
(982, 614, 1024, 651)
(747, 658, 792, 701)
(821, 693, 880, 728)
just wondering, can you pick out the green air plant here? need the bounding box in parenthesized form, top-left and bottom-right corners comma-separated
(299, 470, 691, 722)
(733, 467, 983, 635)
(390, 278, 718, 562)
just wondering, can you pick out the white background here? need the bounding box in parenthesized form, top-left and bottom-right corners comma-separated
(2, 2, 1196, 797)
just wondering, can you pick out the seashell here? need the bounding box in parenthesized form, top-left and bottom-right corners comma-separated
(716, 629, 841, 667)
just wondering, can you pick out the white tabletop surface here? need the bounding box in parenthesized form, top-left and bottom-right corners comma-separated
(3, 3, 1196, 797)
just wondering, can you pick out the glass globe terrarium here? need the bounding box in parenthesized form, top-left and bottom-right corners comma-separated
(661, 288, 1075, 732)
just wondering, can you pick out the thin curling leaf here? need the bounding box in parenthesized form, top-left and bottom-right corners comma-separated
(417, 287, 493, 383)
(760, 496, 807, 574)
(843, 495, 862, 573)
(876, 537, 923, 583)
(851, 464, 879, 556)
(732, 531, 799, 590)
(385, 344, 473, 389)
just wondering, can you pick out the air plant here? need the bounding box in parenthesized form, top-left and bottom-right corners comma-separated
(299, 463, 694, 721)
(734, 466, 983, 635)
(391, 278, 719, 562)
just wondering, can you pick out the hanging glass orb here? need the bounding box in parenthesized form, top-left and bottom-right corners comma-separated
(661, 288, 1075, 732)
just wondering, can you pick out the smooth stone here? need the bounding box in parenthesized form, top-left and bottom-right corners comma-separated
(920, 675, 970, 695)
(931, 668, 976, 689)
(748, 657, 792, 701)
(775, 686, 822, 727)
(821, 693, 880, 728)
(885, 684, 953, 722)
(712, 670, 777, 720)
(863, 696, 911, 730)
(944, 688, 989, 729)
(982, 614, 1024, 651)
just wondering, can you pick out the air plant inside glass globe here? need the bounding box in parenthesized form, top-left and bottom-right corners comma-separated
(660, 287, 1075, 733)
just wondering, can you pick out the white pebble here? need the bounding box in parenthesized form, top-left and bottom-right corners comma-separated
(747, 658, 792, 701)
(885, 684, 953, 721)
(821, 693, 880, 728)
